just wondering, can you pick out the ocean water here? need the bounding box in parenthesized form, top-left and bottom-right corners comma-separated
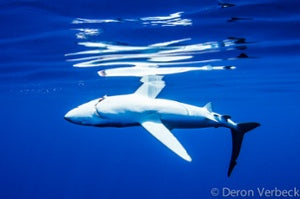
(1, 0, 300, 198)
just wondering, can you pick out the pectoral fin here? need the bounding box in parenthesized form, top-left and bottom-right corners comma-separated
(134, 76, 165, 98)
(140, 118, 192, 162)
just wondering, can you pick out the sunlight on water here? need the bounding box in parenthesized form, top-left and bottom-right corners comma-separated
(74, 28, 101, 39)
(72, 11, 192, 27)
(65, 30, 240, 76)
(66, 16, 243, 77)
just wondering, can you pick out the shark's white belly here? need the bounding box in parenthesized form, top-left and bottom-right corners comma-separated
(96, 94, 215, 128)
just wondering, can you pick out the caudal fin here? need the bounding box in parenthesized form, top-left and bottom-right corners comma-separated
(227, 122, 260, 177)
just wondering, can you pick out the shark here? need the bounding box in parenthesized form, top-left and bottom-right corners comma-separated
(65, 76, 260, 176)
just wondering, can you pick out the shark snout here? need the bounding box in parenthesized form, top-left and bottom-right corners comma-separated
(64, 100, 104, 126)
(64, 108, 80, 123)
(64, 110, 73, 122)
(64, 115, 70, 121)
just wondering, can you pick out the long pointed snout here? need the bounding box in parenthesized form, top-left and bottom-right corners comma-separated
(64, 114, 71, 122)
(64, 109, 77, 123)
(64, 111, 72, 121)
(64, 98, 105, 126)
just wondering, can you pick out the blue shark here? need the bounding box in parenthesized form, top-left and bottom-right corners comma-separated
(65, 76, 260, 176)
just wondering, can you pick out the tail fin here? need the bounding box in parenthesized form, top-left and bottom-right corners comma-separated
(227, 122, 260, 177)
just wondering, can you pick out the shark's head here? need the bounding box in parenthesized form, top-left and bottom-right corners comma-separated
(64, 98, 107, 126)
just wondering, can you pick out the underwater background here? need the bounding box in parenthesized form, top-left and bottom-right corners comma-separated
(1, 0, 300, 198)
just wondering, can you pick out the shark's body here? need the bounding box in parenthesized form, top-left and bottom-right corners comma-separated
(65, 76, 260, 176)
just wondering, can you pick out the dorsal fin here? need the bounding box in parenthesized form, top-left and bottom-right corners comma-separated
(204, 102, 213, 112)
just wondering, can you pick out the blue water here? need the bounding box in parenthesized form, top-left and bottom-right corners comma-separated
(1, 0, 300, 198)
